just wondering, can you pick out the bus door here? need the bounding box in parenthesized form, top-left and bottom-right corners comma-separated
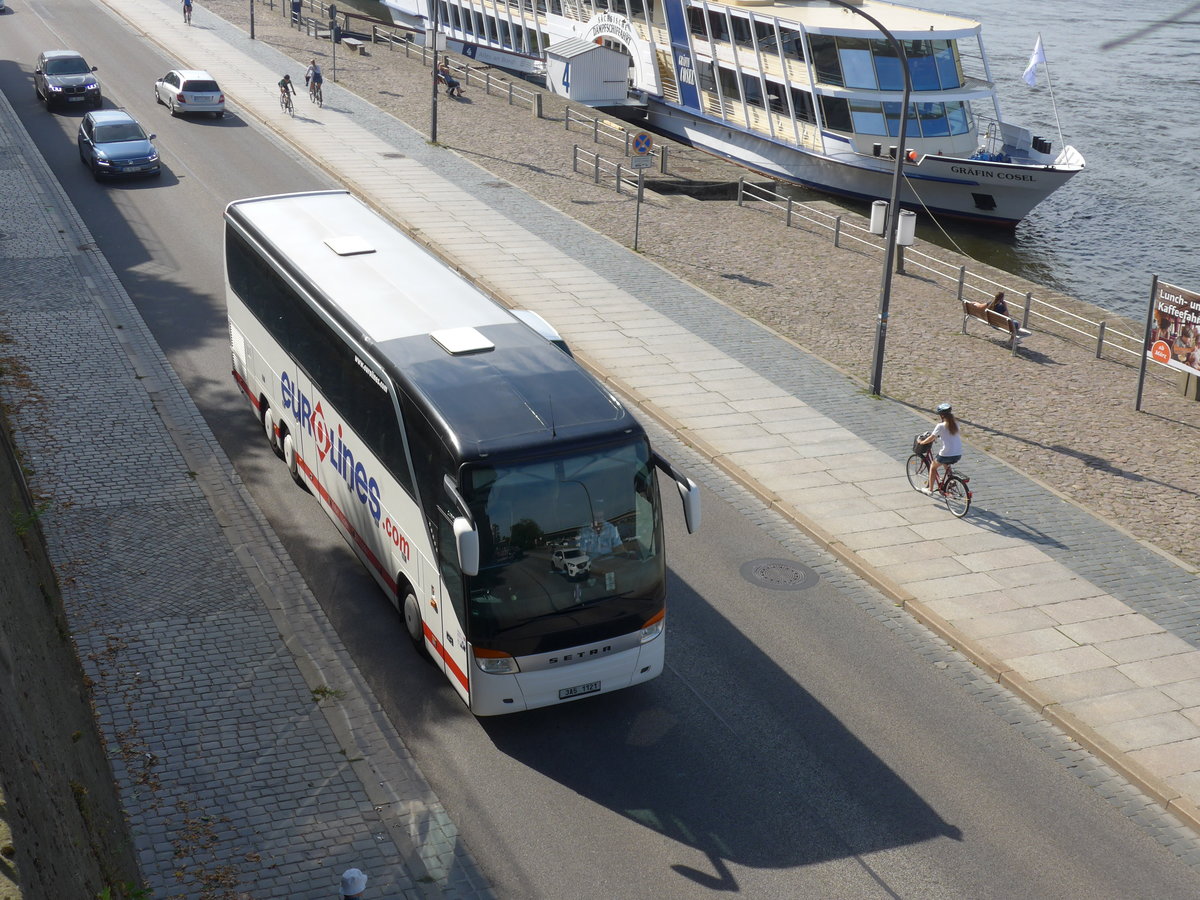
(435, 500, 472, 706)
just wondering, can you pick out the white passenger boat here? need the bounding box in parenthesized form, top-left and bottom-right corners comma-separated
(379, 0, 1084, 225)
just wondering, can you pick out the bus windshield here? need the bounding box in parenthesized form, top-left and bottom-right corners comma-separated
(463, 439, 665, 651)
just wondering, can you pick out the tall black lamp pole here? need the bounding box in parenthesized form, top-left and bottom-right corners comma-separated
(823, 0, 912, 397)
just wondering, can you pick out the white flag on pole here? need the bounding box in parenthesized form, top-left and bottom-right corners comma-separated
(1023, 35, 1046, 86)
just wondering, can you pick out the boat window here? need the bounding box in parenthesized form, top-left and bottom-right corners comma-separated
(741, 72, 764, 108)
(754, 21, 776, 51)
(730, 14, 753, 47)
(881, 100, 920, 138)
(779, 28, 804, 63)
(809, 35, 842, 86)
(933, 40, 961, 89)
(839, 37, 877, 90)
(906, 40, 940, 91)
(915, 102, 950, 136)
(945, 100, 970, 135)
(849, 100, 887, 135)
(498, 19, 512, 48)
(686, 6, 706, 38)
(448, 5, 460, 28)
(820, 95, 852, 131)
(871, 38, 903, 91)
(549, 0, 561, 14)
(789, 87, 814, 123)
(765, 78, 787, 113)
(717, 65, 742, 102)
(696, 59, 717, 94)
(708, 9, 729, 42)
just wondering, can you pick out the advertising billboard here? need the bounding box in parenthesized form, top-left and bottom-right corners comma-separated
(1148, 281, 1200, 375)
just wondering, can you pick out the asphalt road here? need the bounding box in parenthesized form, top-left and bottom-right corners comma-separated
(4, 1, 1200, 897)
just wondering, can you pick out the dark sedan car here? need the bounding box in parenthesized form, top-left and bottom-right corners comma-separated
(77, 110, 161, 180)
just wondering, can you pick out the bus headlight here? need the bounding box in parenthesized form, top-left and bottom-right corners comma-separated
(474, 647, 519, 674)
(640, 608, 665, 643)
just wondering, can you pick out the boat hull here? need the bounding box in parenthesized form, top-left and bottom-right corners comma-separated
(645, 104, 1081, 227)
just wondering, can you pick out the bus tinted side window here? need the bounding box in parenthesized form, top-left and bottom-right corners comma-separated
(226, 228, 416, 497)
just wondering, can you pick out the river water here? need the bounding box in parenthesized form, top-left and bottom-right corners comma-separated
(346, 0, 1197, 320)
(929, 0, 1199, 320)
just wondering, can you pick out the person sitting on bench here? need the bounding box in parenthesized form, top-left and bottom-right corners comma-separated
(969, 291, 1018, 341)
(436, 61, 463, 98)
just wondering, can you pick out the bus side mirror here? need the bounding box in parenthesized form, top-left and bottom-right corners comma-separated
(454, 517, 479, 576)
(676, 477, 701, 534)
(653, 452, 701, 534)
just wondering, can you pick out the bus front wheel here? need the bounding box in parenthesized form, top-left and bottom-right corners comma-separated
(402, 591, 429, 656)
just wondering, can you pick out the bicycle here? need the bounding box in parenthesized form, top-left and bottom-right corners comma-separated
(280, 90, 294, 116)
(906, 433, 972, 518)
(309, 80, 322, 107)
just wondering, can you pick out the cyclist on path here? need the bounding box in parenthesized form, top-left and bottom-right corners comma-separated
(917, 402, 961, 494)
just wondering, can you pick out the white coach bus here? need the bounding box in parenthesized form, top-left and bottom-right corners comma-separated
(224, 191, 700, 715)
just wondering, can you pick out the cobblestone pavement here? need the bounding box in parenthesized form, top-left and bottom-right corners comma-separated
(201, 0, 1200, 574)
(0, 75, 488, 900)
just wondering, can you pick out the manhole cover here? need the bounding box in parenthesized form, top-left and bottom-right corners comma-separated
(380, 152, 405, 159)
(739, 558, 819, 591)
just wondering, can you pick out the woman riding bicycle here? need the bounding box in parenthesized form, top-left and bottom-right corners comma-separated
(917, 402, 961, 493)
(305, 60, 323, 94)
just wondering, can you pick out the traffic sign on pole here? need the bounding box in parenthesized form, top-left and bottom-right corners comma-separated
(632, 131, 653, 156)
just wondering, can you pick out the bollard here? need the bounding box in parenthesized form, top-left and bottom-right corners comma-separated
(785, 197, 793, 228)
(956, 266, 965, 303)
(507, 82, 514, 104)
(1096, 321, 1107, 358)
(485, 71, 492, 95)
(659, 145, 668, 174)
(624, 132, 630, 156)
(572, 145, 578, 174)
(834, 215, 842, 248)
(533, 93, 542, 118)
(896, 245, 905, 274)
(593, 153, 600, 184)
(593, 118, 599, 144)
(737, 176, 744, 206)
(1022, 291, 1032, 330)
(616, 165, 623, 194)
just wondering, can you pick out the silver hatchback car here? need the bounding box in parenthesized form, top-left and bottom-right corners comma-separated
(153, 69, 225, 118)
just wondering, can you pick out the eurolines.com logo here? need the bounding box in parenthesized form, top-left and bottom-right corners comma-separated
(281, 372, 382, 523)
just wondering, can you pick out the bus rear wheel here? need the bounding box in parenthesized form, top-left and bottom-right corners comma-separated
(282, 431, 308, 492)
(263, 404, 283, 458)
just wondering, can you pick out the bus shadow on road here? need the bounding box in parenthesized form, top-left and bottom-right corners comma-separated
(480, 564, 963, 891)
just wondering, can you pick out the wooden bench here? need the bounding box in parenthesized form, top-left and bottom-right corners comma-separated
(962, 300, 1031, 354)
(341, 36, 367, 55)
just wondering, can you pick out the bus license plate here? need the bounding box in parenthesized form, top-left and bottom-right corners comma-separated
(559, 681, 600, 700)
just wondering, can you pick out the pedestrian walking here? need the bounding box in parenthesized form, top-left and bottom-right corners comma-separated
(340, 867, 368, 898)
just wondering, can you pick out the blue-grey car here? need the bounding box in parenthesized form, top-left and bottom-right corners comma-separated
(77, 109, 161, 181)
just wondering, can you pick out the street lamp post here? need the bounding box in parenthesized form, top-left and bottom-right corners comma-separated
(822, 0, 912, 397)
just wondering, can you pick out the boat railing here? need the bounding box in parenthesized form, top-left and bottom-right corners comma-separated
(731, 178, 1150, 367)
